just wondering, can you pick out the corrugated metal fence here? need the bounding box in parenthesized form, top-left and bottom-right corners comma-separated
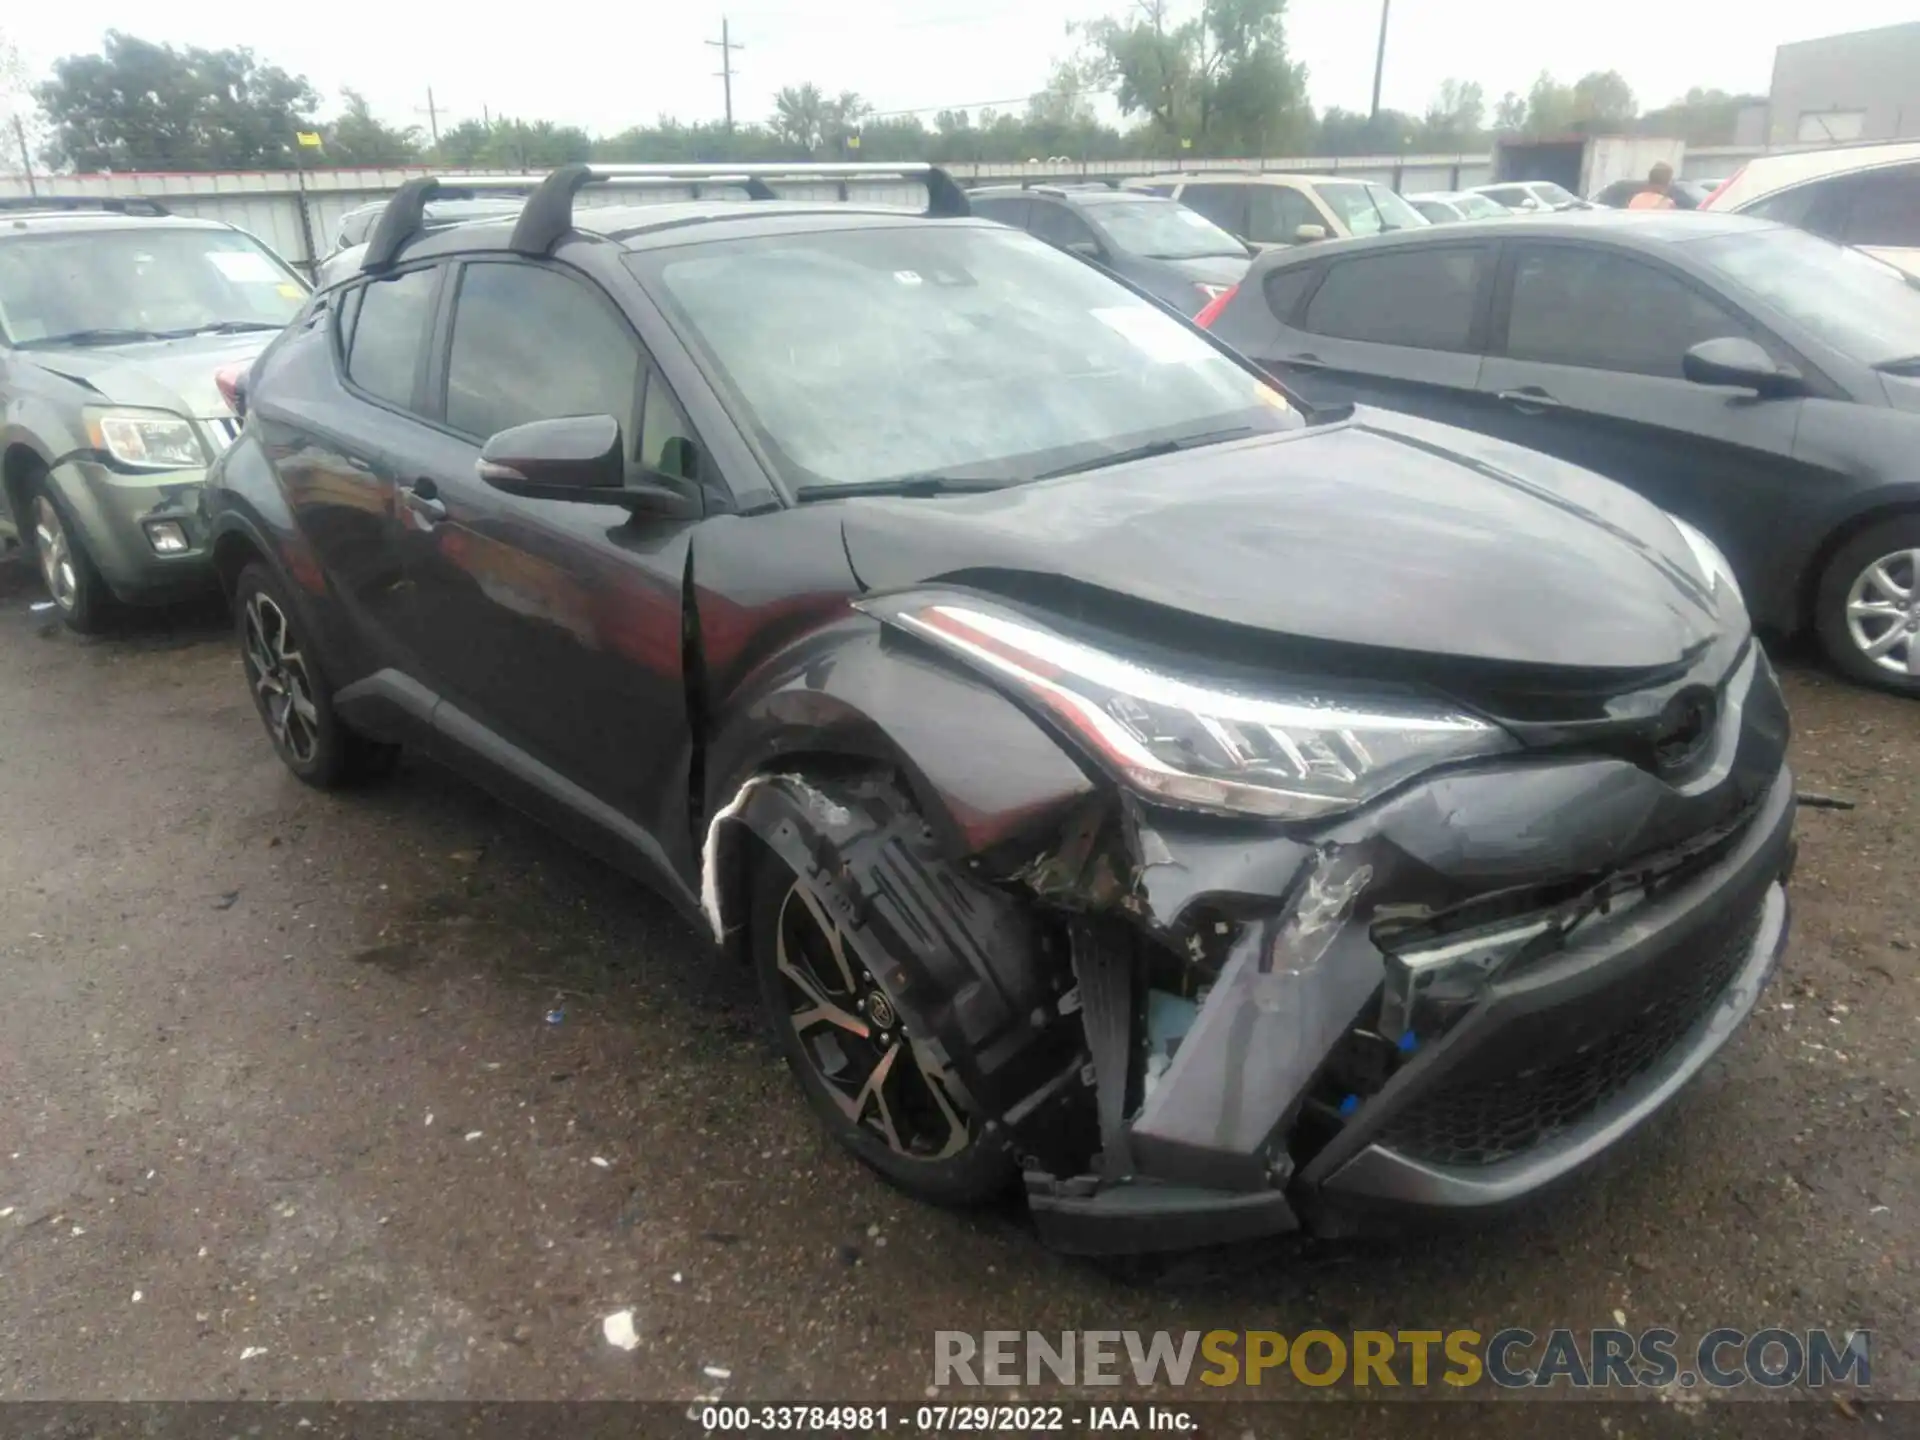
(0, 146, 1765, 273)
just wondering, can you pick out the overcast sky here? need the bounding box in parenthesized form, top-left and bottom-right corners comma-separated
(6, 0, 1918, 142)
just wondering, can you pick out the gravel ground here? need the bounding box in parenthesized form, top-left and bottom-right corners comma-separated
(0, 552, 1913, 1437)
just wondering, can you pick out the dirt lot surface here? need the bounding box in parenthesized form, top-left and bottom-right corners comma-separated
(0, 552, 1914, 1437)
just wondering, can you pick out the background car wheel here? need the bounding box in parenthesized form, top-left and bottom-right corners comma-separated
(28, 483, 112, 635)
(1814, 517, 1920, 695)
(750, 847, 1016, 1207)
(234, 562, 399, 787)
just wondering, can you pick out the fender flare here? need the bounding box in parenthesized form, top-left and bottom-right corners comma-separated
(696, 616, 1097, 949)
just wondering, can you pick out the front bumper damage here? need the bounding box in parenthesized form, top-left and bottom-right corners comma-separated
(723, 642, 1796, 1255)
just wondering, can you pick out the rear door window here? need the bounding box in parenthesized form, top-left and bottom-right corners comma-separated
(1029, 202, 1099, 251)
(1178, 184, 1247, 237)
(1502, 245, 1747, 378)
(1301, 246, 1486, 350)
(1262, 265, 1319, 325)
(343, 266, 438, 411)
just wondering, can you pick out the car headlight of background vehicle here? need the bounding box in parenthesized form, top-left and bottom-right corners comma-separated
(84, 407, 206, 471)
(865, 596, 1517, 820)
(1669, 515, 1743, 609)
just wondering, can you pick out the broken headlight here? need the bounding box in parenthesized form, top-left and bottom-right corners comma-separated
(873, 599, 1516, 821)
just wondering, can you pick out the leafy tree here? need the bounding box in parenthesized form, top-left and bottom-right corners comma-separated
(1081, 0, 1306, 156)
(1420, 78, 1485, 149)
(324, 90, 422, 167)
(1313, 105, 1419, 156)
(1, 27, 47, 176)
(1514, 70, 1638, 136)
(1492, 91, 1527, 132)
(771, 83, 829, 152)
(36, 31, 319, 170)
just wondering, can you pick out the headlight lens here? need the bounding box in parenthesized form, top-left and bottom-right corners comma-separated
(873, 599, 1517, 820)
(85, 408, 205, 470)
(1669, 516, 1743, 609)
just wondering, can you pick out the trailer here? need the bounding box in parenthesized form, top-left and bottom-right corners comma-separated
(1493, 135, 1687, 200)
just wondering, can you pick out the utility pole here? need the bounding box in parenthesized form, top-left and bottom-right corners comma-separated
(707, 18, 743, 132)
(1369, 0, 1391, 121)
(425, 87, 440, 147)
(10, 115, 34, 196)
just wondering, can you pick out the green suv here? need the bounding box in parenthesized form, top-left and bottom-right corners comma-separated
(0, 200, 308, 631)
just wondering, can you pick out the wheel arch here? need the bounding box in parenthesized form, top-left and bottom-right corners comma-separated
(2, 440, 52, 534)
(694, 620, 1099, 959)
(1796, 494, 1920, 636)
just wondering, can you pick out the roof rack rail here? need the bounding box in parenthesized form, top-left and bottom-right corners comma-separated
(364, 162, 970, 271)
(507, 161, 971, 256)
(0, 195, 172, 218)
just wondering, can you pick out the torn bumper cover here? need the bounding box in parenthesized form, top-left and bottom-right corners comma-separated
(711, 658, 1796, 1255)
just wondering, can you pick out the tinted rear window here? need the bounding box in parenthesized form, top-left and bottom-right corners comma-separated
(1301, 246, 1483, 350)
(344, 267, 436, 410)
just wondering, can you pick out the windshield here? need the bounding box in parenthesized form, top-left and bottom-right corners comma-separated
(637, 225, 1300, 493)
(1092, 199, 1246, 259)
(1455, 192, 1509, 219)
(1688, 226, 1920, 365)
(1532, 183, 1579, 207)
(0, 228, 305, 347)
(1316, 183, 1429, 236)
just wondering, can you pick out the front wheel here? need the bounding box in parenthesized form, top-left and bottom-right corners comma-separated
(234, 562, 399, 787)
(29, 486, 112, 634)
(750, 847, 1016, 1207)
(1814, 518, 1920, 695)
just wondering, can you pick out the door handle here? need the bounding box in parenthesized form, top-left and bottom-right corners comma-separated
(401, 477, 447, 523)
(1496, 387, 1563, 414)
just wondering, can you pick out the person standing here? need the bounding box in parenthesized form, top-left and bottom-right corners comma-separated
(1627, 162, 1678, 211)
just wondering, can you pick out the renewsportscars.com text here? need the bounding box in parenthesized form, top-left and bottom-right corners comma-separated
(933, 1328, 1872, 1391)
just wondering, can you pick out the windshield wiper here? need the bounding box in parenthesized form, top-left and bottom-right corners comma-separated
(155, 320, 287, 338)
(792, 474, 1017, 502)
(1035, 425, 1257, 480)
(22, 327, 167, 347)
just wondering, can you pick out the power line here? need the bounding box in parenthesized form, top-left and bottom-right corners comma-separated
(706, 18, 745, 133)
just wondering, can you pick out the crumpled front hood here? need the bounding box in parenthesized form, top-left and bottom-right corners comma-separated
(32, 331, 277, 417)
(840, 408, 1730, 675)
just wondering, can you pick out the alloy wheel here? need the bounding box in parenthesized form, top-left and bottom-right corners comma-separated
(774, 880, 970, 1161)
(32, 496, 77, 612)
(1844, 548, 1920, 678)
(242, 591, 322, 765)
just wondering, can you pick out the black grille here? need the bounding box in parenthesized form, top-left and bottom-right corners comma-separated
(1377, 904, 1764, 1167)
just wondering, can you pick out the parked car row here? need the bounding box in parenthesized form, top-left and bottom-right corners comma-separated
(1197, 206, 1920, 695)
(0, 198, 309, 630)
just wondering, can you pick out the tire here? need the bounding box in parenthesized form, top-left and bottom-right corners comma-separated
(234, 562, 399, 788)
(27, 481, 113, 635)
(749, 839, 1017, 1208)
(1813, 516, 1920, 696)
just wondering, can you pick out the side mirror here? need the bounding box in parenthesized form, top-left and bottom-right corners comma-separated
(1065, 238, 1104, 261)
(1293, 223, 1328, 244)
(477, 414, 703, 519)
(1683, 337, 1807, 399)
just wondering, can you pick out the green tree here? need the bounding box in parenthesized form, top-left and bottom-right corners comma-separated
(324, 89, 422, 167)
(1420, 78, 1485, 149)
(37, 31, 319, 170)
(771, 83, 829, 152)
(1492, 90, 1527, 132)
(1637, 87, 1763, 145)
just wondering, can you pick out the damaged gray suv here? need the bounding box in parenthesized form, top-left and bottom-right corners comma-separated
(206, 163, 1796, 1254)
